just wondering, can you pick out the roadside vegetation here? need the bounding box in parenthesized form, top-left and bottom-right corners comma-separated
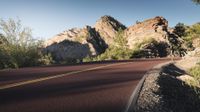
(1, 14, 200, 69)
(192, 0, 200, 5)
(83, 29, 183, 62)
(83, 29, 142, 62)
(173, 21, 200, 94)
(0, 18, 54, 69)
(84, 29, 124, 61)
(188, 63, 200, 89)
(174, 22, 200, 50)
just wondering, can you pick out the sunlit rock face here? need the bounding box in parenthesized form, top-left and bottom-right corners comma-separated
(94, 15, 126, 46)
(125, 16, 169, 49)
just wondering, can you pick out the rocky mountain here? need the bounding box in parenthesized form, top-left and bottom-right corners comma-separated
(44, 15, 184, 62)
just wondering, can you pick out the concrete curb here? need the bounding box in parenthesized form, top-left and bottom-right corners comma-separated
(124, 61, 173, 112)
(124, 72, 148, 112)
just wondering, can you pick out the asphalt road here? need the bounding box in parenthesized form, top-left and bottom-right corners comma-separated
(0, 59, 170, 112)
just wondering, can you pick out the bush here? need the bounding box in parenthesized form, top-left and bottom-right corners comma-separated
(0, 18, 54, 69)
(83, 46, 133, 62)
(188, 65, 200, 93)
(183, 23, 200, 41)
(83, 29, 132, 62)
(83, 37, 169, 62)
(114, 28, 127, 48)
(189, 65, 200, 83)
(173, 23, 187, 37)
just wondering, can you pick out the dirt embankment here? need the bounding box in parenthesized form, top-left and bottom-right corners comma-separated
(135, 62, 200, 112)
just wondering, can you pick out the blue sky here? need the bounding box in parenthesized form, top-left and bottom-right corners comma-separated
(0, 0, 200, 40)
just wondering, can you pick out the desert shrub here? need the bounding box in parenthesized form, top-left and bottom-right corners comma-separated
(0, 43, 18, 69)
(180, 23, 200, 51)
(173, 23, 187, 37)
(83, 37, 169, 62)
(184, 40, 195, 50)
(37, 53, 54, 65)
(134, 38, 157, 49)
(0, 18, 53, 69)
(134, 38, 170, 57)
(114, 28, 127, 48)
(189, 65, 200, 83)
(83, 46, 133, 62)
(183, 23, 200, 41)
(83, 29, 132, 62)
(188, 65, 200, 94)
(131, 49, 146, 58)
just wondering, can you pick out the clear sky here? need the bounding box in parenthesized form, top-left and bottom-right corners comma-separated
(0, 0, 200, 40)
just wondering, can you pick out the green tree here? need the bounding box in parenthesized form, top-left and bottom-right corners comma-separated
(192, 0, 200, 4)
(0, 33, 18, 68)
(0, 18, 53, 69)
(0, 18, 37, 48)
(114, 28, 127, 49)
(173, 23, 186, 37)
(184, 23, 200, 41)
(189, 23, 200, 35)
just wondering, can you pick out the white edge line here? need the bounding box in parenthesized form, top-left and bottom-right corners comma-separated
(124, 73, 147, 112)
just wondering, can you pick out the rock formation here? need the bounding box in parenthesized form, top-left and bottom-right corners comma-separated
(125, 16, 184, 57)
(44, 26, 107, 61)
(125, 16, 169, 49)
(94, 15, 126, 45)
(44, 15, 184, 61)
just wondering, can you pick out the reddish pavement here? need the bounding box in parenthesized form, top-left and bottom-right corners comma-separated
(0, 63, 113, 86)
(0, 59, 169, 112)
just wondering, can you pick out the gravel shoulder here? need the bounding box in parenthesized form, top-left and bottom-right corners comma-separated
(134, 62, 200, 112)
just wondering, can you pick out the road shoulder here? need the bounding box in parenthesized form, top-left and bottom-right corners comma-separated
(134, 63, 200, 112)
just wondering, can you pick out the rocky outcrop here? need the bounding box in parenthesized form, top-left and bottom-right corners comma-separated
(125, 16, 169, 49)
(94, 15, 126, 45)
(44, 15, 184, 61)
(125, 16, 185, 57)
(44, 26, 107, 61)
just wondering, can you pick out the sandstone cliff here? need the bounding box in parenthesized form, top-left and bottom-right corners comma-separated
(94, 15, 126, 45)
(44, 15, 184, 61)
(124, 16, 184, 57)
(125, 16, 169, 49)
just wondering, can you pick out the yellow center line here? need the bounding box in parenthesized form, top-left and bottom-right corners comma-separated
(0, 62, 131, 90)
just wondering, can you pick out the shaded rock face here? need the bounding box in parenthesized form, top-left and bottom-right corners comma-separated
(45, 40, 90, 61)
(125, 16, 169, 49)
(44, 26, 107, 61)
(94, 15, 126, 45)
(85, 26, 108, 55)
(141, 42, 170, 58)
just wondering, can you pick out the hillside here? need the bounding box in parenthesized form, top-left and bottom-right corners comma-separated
(44, 15, 185, 62)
